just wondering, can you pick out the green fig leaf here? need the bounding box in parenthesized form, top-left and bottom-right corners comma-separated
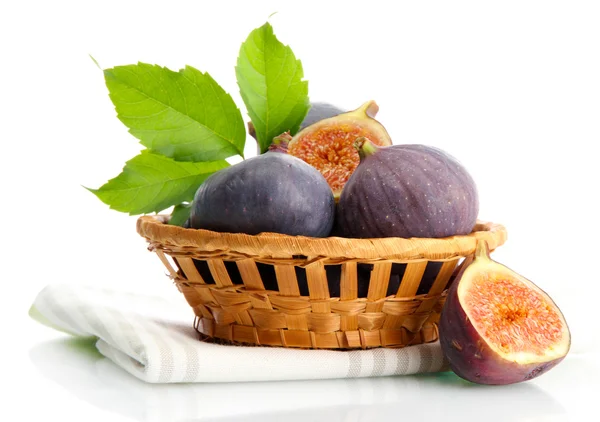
(88, 151, 228, 215)
(236, 22, 310, 153)
(104, 63, 246, 161)
(169, 203, 192, 227)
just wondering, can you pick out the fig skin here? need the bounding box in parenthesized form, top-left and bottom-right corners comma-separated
(439, 241, 571, 385)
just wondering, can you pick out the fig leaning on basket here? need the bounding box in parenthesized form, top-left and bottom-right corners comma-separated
(335, 137, 479, 239)
(439, 240, 571, 385)
(188, 151, 335, 237)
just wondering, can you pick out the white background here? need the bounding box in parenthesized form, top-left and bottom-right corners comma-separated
(2, 1, 599, 421)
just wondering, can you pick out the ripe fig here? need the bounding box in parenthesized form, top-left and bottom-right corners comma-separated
(336, 137, 479, 239)
(439, 240, 571, 385)
(189, 152, 335, 237)
(279, 101, 393, 198)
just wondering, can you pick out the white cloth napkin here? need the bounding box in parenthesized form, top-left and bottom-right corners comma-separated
(29, 284, 449, 383)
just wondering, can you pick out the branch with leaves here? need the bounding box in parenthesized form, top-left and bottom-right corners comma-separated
(88, 22, 310, 225)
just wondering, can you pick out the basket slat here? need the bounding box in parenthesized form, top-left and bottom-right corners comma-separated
(340, 314, 359, 332)
(197, 304, 213, 320)
(186, 285, 218, 308)
(307, 313, 341, 333)
(367, 263, 392, 301)
(283, 330, 312, 348)
(362, 329, 382, 348)
(336, 332, 350, 348)
(155, 250, 178, 279)
(340, 262, 358, 300)
(235, 309, 255, 327)
(274, 265, 300, 296)
(247, 291, 273, 310)
(177, 257, 206, 284)
(198, 317, 215, 337)
(313, 332, 341, 349)
(207, 305, 237, 325)
(416, 259, 459, 314)
(249, 309, 287, 329)
(358, 312, 386, 331)
(396, 261, 428, 297)
(402, 312, 432, 333)
(236, 258, 264, 291)
(207, 259, 233, 287)
(429, 259, 459, 296)
(285, 313, 309, 331)
(255, 328, 281, 346)
(232, 325, 260, 345)
(214, 322, 233, 341)
(306, 261, 329, 300)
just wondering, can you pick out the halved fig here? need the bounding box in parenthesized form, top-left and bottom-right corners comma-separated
(439, 240, 571, 385)
(274, 101, 393, 199)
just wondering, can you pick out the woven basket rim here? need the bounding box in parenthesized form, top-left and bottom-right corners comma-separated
(137, 215, 507, 260)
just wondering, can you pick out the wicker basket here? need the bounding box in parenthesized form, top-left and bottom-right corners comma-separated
(137, 216, 507, 350)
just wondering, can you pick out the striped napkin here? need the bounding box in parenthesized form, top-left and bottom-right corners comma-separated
(29, 284, 449, 383)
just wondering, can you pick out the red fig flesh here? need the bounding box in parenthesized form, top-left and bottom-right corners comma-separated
(439, 240, 570, 385)
(284, 101, 393, 198)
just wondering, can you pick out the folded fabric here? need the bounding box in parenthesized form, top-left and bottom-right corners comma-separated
(29, 284, 449, 383)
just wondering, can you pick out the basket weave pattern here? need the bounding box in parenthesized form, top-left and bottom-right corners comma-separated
(137, 216, 507, 350)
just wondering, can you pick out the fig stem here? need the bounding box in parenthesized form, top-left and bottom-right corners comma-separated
(268, 132, 292, 153)
(354, 100, 379, 119)
(354, 137, 379, 160)
(475, 239, 491, 260)
(273, 132, 292, 145)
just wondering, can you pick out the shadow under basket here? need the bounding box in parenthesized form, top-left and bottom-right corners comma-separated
(137, 216, 507, 350)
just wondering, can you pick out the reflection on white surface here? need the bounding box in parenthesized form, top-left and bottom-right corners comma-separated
(30, 337, 573, 422)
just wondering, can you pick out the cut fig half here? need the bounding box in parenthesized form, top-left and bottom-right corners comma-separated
(273, 101, 393, 199)
(439, 240, 571, 385)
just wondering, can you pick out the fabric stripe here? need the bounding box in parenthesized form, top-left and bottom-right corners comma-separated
(35, 285, 89, 336)
(347, 351, 362, 377)
(105, 307, 149, 374)
(371, 348, 387, 377)
(395, 348, 410, 374)
(79, 304, 122, 354)
(150, 320, 189, 383)
(123, 313, 174, 382)
(418, 344, 433, 373)
(156, 333, 176, 383)
(156, 321, 201, 382)
(182, 340, 200, 382)
(84, 287, 149, 375)
(66, 286, 155, 378)
(431, 343, 450, 372)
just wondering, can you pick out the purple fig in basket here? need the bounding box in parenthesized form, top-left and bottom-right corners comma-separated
(335, 137, 479, 239)
(439, 240, 571, 385)
(189, 152, 335, 237)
